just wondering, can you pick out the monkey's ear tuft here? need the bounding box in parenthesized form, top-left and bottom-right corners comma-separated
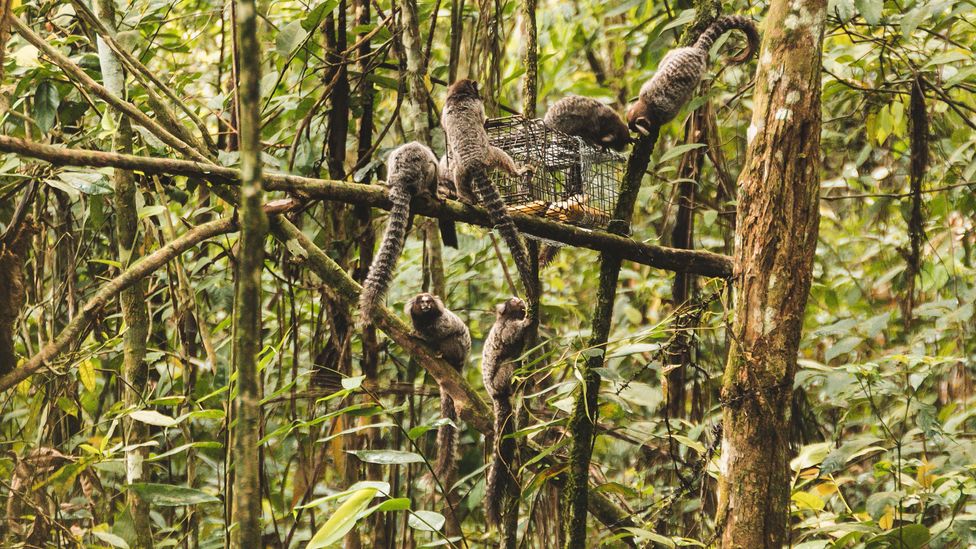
(634, 118, 652, 135)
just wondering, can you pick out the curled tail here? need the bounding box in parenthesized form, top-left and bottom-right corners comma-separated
(359, 184, 412, 324)
(694, 15, 760, 63)
(486, 396, 516, 527)
(434, 388, 458, 485)
(467, 166, 537, 301)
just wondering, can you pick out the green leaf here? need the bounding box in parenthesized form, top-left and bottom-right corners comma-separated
(55, 171, 113, 196)
(829, 0, 856, 21)
(78, 359, 97, 392)
(790, 442, 831, 471)
(855, 0, 882, 25)
(127, 483, 220, 507)
(306, 488, 378, 548)
(91, 530, 130, 548)
(890, 524, 929, 548)
(657, 143, 706, 165)
(377, 497, 411, 511)
(407, 510, 445, 532)
(34, 81, 60, 133)
(351, 450, 425, 465)
(146, 442, 223, 463)
(825, 336, 862, 363)
(791, 490, 825, 511)
(303, 0, 341, 31)
(276, 20, 309, 58)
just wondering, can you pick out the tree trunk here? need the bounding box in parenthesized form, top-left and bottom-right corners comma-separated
(230, 0, 267, 546)
(715, 0, 825, 546)
(400, 0, 431, 142)
(94, 1, 152, 545)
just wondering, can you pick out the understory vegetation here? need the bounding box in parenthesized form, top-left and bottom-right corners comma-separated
(0, 0, 974, 547)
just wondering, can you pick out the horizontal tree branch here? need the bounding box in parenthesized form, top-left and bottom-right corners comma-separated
(0, 136, 734, 278)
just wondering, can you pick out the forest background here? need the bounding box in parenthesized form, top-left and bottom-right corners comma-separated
(0, 0, 974, 547)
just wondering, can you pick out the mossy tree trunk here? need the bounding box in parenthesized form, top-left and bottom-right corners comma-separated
(715, 0, 825, 546)
(94, 0, 152, 545)
(230, 0, 267, 545)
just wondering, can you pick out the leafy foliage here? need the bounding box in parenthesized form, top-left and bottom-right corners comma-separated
(0, 0, 974, 546)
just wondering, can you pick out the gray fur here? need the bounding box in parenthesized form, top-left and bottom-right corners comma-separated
(358, 142, 438, 325)
(406, 293, 472, 484)
(481, 297, 531, 527)
(441, 79, 537, 301)
(543, 95, 631, 150)
(627, 15, 759, 133)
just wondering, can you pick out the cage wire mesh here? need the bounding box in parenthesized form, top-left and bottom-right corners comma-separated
(484, 115, 625, 231)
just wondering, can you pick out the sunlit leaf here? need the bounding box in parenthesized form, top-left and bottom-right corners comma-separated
(306, 488, 378, 548)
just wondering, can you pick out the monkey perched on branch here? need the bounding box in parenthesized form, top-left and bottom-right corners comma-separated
(405, 293, 472, 487)
(441, 79, 537, 300)
(359, 142, 440, 325)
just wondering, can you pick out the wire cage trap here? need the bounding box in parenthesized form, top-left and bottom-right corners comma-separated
(484, 115, 625, 231)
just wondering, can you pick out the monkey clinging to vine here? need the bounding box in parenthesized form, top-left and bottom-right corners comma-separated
(481, 297, 531, 527)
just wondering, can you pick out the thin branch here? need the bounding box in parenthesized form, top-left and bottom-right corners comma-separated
(10, 16, 211, 163)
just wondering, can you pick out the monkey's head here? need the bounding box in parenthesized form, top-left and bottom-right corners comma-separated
(626, 100, 656, 137)
(446, 79, 480, 101)
(406, 293, 445, 324)
(495, 297, 527, 320)
(601, 116, 635, 151)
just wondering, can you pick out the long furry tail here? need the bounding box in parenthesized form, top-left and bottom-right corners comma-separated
(467, 166, 537, 301)
(486, 396, 516, 527)
(434, 388, 458, 485)
(359, 184, 412, 325)
(694, 15, 760, 63)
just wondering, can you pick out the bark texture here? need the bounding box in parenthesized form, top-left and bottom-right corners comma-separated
(230, 0, 267, 545)
(715, 0, 825, 546)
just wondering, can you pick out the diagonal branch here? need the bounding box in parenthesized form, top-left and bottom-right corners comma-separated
(10, 16, 210, 163)
(0, 217, 236, 392)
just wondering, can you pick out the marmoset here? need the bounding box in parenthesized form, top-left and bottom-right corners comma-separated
(627, 15, 760, 134)
(481, 297, 531, 526)
(406, 293, 472, 485)
(358, 142, 438, 325)
(441, 79, 537, 300)
(544, 95, 631, 150)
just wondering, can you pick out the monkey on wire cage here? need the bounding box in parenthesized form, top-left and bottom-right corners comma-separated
(481, 115, 625, 232)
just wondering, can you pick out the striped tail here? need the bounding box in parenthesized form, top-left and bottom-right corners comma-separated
(694, 15, 760, 63)
(434, 387, 458, 486)
(467, 166, 537, 301)
(486, 396, 516, 527)
(359, 184, 412, 325)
